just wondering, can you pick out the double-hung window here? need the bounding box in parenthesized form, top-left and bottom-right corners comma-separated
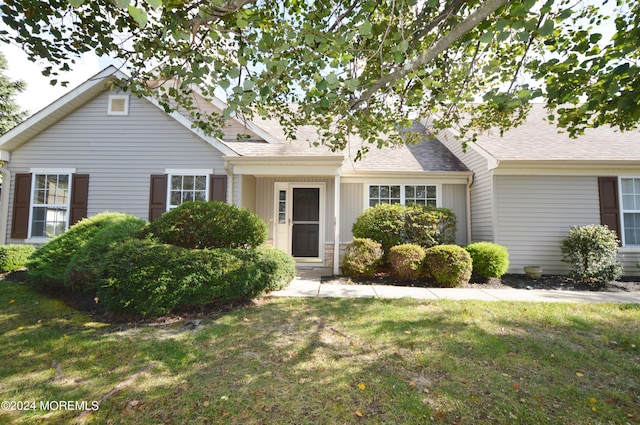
(621, 177, 640, 245)
(368, 184, 437, 207)
(168, 174, 209, 209)
(30, 173, 70, 237)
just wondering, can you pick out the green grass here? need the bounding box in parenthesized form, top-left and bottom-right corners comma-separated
(1, 279, 639, 424)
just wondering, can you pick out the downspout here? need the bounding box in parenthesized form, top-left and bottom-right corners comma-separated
(0, 165, 11, 245)
(466, 173, 474, 244)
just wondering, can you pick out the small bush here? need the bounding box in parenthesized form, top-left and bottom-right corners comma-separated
(560, 224, 622, 286)
(342, 238, 383, 276)
(388, 244, 425, 280)
(0, 245, 36, 272)
(423, 245, 472, 287)
(147, 201, 267, 249)
(27, 212, 134, 286)
(352, 203, 457, 256)
(465, 242, 510, 278)
(352, 204, 405, 255)
(65, 214, 147, 291)
(98, 239, 295, 316)
(405, 205, 457, 248)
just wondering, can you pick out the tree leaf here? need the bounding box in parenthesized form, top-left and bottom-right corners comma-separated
(67, 0, 85, 7)
(127, 5, 148, 28)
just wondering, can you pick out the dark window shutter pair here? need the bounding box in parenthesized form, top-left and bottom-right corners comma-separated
(148, 174, 227, 221)
(11, 173, 89, 239)
(598, 177, 621, 238)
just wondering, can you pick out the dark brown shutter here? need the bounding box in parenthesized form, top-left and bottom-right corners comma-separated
(149, 174, 168, 221)
(69, 174, 89, 226)
(11, 173, 32, 239)
(210, 175, 227, 202)
(598, 177, 621, 238)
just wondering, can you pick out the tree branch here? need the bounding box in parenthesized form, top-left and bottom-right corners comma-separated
(350, 0, 510, 110)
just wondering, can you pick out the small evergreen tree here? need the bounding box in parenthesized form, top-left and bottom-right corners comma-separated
(0, 52, 27, 134)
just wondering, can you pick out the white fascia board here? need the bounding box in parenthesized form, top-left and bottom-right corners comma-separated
(491, 160, 640, 176)
(142, 95, 238, 157)
(191, 86, 281, 145)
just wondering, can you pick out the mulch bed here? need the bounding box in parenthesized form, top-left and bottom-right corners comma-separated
(323, 272, 640, 293)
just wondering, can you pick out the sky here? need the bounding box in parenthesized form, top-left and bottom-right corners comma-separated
(1, 42, 118, 116)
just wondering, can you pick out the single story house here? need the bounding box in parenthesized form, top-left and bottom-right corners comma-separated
(1, 66, 638, 276)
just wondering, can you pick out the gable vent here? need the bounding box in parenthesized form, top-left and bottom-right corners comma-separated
(108, 95, 129, 116)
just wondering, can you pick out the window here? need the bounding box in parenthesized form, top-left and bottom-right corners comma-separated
(168, 174, 208, 209)
(369, 184, 437, 207)
(621, 177, 640, 245)
(30, 173, 70, 237)
(107, 95, 129, 116)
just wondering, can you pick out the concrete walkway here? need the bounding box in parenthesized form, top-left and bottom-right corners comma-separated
(269, 276, 640, 304)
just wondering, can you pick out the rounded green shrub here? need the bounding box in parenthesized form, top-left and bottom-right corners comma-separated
(352, 204, 406, 255)
(352, 203, 458, 256)
(27, 212, 135, 286)
(560, 224, 622, 286)
(98, 239, 295, 316)
(0, 245, 36, 273)
(342, 238, 383, 276)
(465, 242, 509, 278)
(65, 214, 147, 291)
(423, 244, 472, 287)
(388, 243, 425, 280)
(147, 201, 267, 249)
(405, 205, 457, 248)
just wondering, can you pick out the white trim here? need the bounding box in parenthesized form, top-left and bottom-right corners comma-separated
(28, 171, 73, 239)
(363, 183, 441, 209)
(0, 168, 10, 245)
(164, 169, 213, 175)
(107, 94, 130, 116)
(166, 173, 210, 210)
(619, 176, 640, 247)
(29, 167, 76, 174)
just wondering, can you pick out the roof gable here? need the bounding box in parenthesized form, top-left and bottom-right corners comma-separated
(0, 66, 236, 157)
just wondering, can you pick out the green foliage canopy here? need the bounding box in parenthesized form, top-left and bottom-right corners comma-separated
(1, 0, 638, 153)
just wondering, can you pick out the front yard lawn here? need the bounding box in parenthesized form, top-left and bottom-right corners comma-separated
(1, 278, 638, 424)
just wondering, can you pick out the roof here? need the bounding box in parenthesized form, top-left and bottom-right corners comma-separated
(224, 120, 471, 174)
(471, 104, 640, 162)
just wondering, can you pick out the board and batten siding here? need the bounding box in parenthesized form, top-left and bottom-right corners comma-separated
(435, 132, 494, 242)
(494, 175, 600, 274)
(6, 91, 226, 242)
(442, 183, 468, 245)
(339, 183, 363, 243)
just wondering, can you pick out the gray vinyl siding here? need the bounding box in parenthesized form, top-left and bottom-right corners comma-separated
(436, 136, 494, 241)
(339, 183, 363, 242)
(6, 91, 226, 242)
(442, 184, 468, 245)
(494, 175, 600, 274)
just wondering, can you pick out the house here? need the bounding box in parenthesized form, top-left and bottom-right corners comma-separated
(434, 105, 640, 276)
(0, 66, 471, 275)
(1, 66, 638, 276)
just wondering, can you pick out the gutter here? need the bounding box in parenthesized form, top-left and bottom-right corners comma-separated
(466, 173, 473, 244)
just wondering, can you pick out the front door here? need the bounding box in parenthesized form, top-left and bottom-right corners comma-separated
(291, 188, 320, 257)
(274, 183, 323, 259)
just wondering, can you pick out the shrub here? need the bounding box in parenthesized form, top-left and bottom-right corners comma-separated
(0, 245, 36, 273)
(65, 214, 147, 291)
(388, 244, 425, 280)
(560, 224, 623, 286)
(423, 245, 472, 287)
(465, 242, 510, 278)
(405, 205, 457, 248)
(342, 238, 383, 276)
(352, 203, 457, 256)
(352, 204, 406, 255)
(27, 212, 134, 286)
(98, 239, 295, 316)
(147, 201, 267, 249)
